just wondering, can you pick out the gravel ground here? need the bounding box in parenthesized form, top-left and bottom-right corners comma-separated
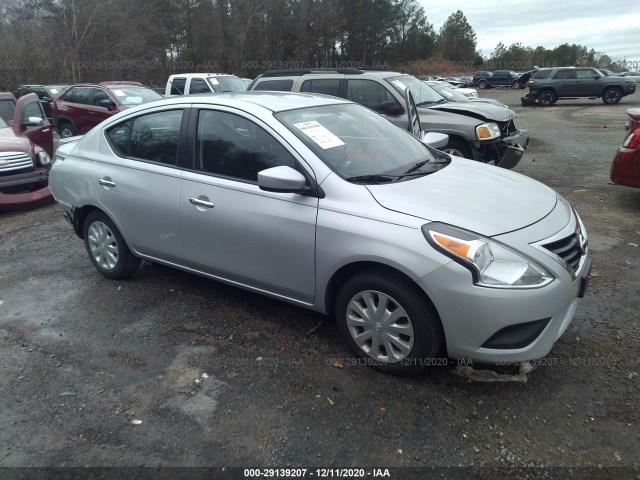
(0, 87, 639, 479)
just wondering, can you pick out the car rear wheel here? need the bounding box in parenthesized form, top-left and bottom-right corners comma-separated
(442, 138, 473, 159)
(58, 121, 76, 138)
(83, 211, 140, 279)
(478, 80, 487, 89)
(602, 87, 622, 105)
(538, 90, 557, 106)
(512, 80, 521, 89)
(335, 269, 443, 375)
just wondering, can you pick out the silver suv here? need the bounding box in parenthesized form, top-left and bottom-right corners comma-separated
(249, 69, 529, 168)
(49, 92, 590, 375)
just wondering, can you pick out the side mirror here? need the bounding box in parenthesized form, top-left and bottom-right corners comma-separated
(594, 75, 601, 80)
(23, 116, 44, 126)
(258, 166, 307, 193)
(98, 99, 116, 110)
(421, 132, 449, 149)
(379, 101, 403, 115)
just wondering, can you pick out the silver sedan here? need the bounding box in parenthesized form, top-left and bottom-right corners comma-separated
(49, 92, 591, 375)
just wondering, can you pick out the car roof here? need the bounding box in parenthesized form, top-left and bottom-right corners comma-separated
(151, 91, 350, 113)
(258, 68, 402, 79)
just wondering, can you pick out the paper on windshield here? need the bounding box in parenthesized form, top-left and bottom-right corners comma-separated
(112, 89, 125, 97)
(50, 89, 59, 94)
(208, 78, 220, 85)
(294, 121, 345, 149)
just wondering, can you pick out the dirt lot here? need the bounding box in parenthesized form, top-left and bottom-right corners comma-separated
(1, 88, 639, 478)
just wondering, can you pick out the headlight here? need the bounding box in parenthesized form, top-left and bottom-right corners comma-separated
(423, 223, 553, 288)
(475, 122, 501, 141)
(36, 151, 51, 166)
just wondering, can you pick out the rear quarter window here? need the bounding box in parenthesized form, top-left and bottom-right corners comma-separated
(253, 79, 294, 91)
(533, 69, 553, 79)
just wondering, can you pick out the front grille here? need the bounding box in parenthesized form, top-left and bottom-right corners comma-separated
(0, 151, 33, 173)
(498, 119, 517, 137)
(541, 229, 584, 277)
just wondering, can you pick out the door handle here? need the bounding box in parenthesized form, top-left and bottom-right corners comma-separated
(189, 197, 215, 208)
(97, 178, 116, 187)
(42, 128, 50, 133)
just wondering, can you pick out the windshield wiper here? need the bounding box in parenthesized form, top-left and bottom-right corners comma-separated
(401, 160, 431, 176)
(345, 174, 396, 184)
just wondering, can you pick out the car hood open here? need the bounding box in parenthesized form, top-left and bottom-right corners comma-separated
(366, 159, 557, 237)
(426, 102, 516, 122)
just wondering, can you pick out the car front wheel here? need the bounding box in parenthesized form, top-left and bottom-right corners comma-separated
(58, 121, 76, 138)
(478, 80, 487, 89)
(602, 87, 622, 105)
(442, 139, 473, 159)
(83, 210, 140, 279)
(335, 269, 443, 375)
(538, 90, 557, 106)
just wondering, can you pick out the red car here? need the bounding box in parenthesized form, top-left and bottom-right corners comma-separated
(610, 108, 640, 188)
(0, 93, 54, 211)
(51, 81, 162, 138)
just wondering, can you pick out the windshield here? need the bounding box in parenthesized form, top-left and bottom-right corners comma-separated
(0, 116, 8, 128)
(276, 103, 447, 182)
(109, 86, 162, 105)
(209, 76, 248, 92)
(428, 82, 469, 102)
(385, 75, 444, 106)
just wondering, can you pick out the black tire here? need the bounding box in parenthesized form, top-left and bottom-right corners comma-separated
(602, 87, 622, 105)
(512, 80, 521, 89)
(83, 210, 140, 279)
(334, 268, 443, 375)
(538, 90, 557, 106)
(58, 121, 76, 138)
(442, 138, 473, 159)
(478, 80, 487, 89)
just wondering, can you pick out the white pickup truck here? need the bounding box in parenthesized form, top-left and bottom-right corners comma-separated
(165, 73, 248, 96)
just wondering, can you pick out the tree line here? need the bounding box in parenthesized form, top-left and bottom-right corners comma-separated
(0, 0, 627, 92)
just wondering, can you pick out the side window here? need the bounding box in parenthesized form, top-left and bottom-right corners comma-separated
(107, 110, 183, 165)
(170, 77, 187, 95)
(189, 78, 211, 94)
(0, 99, 16, 122)
(21, 101, 44, 123)
(253, 79, 294, 91)
(300, 79, 341, 97)
(553, 70, 575, 80)
(92, 88, 114, 107)
(66, 87, 91, 104)
(346, 80, 397, 112)
(533, 69, 552, 79)
(575, 69, 594, 79)
(196, 109, 297, 183)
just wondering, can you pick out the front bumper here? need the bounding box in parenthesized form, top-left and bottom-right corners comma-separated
(0, 168, 53, 211)
(417, 209, 590, 364)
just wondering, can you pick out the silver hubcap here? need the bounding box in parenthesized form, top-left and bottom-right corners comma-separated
(88, 221, 118, 270)
(61, 127, 72, 138)
(443, 148, 465, 158)
(346, 290, 414, 363)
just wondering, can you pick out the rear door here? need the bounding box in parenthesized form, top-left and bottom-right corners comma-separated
(13, 93, 54, 157)
(553, 69, 576, 96)
(95, 107, 186, 262)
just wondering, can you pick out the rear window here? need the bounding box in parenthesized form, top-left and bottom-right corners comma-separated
(170, 77, 187, 95)
(253, 79, 294, 91)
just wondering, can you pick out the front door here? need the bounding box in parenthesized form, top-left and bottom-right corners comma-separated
(180, 107, 318, 303)
(13, 93, 54, 157)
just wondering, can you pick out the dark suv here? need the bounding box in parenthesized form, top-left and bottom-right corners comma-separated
(474, 70, 519, 89)
(522, 67, 636, 106)
(51, 81, 162, 138)
(16, 84, 69, 124)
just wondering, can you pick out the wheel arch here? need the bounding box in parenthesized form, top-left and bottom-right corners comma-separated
(56, 115, 76, 132)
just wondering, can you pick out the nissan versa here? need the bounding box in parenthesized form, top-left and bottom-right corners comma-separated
(49, 92, 591, 375)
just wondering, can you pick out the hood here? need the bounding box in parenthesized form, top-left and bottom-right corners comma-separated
(426, 102, 516, 122)
(469, 98, 508, 108)
(366, 158, 557, 237)
(0, 127, 32, 153)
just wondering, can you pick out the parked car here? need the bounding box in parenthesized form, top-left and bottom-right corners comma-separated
(521, 67, 637, 106)
(435, 81, 478, 98)
(249, 69, 529, 167)
(621, 71, 640, 83)
(49, 92, 591, 375)
(51, 81, 163, 138)
(0, 93, 54, 211)
(16, 84, 69, 124)
(425, 81, 508, 108)
(610, 108, 640, 188)
(473, 70, 520, 89)
(165, 73, 248, 96)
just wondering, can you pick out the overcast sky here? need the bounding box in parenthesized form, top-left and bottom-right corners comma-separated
(417, 0, 640, 64)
